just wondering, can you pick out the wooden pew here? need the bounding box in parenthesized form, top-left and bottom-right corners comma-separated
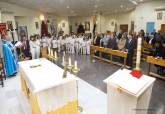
(90, 45, 127, 67)
(146, 56, 165, 80)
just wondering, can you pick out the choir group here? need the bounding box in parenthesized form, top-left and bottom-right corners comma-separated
(15, 33, 92, 60)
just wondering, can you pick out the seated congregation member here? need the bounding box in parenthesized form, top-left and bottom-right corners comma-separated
(126, 33, 135, 68)
(153, 41, 165, 75)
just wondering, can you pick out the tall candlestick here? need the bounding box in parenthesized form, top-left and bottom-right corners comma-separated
(69, 57, 71, 66)
(135, 37, 142, 72)
(63, 51, 65, 56)
(74, 61, 77, 69)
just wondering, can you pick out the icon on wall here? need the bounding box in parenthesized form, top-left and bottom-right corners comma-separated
(18, 26, 28, 39)
(157, 12, 163, 20)
(85, 21, 90, 31)
(7, 21, 13, 30)
(35, 22, 39, 29)
(62, 23, 65, 28)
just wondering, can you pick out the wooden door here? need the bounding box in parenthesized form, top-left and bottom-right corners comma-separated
(120, 24, 128, 33)
(161, 24, 165, 36)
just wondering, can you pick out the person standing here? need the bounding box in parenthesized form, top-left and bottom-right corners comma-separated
(125, 33, 135, 68)
(2, 35, 17, 77)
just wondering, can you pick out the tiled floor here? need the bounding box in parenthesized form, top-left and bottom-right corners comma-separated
(0, 54, 165, 114)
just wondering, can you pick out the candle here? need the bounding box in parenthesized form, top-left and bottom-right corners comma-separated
(62, 56, 65, 65)
(69, 57, 71, 66)
(136, 37, 142, 70)
(51, 49, 53, 56)
(55, 51, 57, 58)
(48, 47, 51, 55)
(74, 61, 77, 69)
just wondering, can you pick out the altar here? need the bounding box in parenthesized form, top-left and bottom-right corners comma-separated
(19, 58, 78, 114)
(104, 69, 156, 114)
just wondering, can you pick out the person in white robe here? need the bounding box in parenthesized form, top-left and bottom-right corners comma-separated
(66, 35, 71, 53)
(35, 35, 41, 59)
(52, 36, 58, 52)
(70, 35, 76, 54)
(41, 34, 48, 48)
(74, 35, 80, 54)
(29, 36, 37, 59)
(86, 38, 92, 55)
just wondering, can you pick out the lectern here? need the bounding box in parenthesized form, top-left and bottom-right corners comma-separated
(104, 69, 155, 114)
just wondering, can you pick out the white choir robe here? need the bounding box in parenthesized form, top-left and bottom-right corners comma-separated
(35, 39, 41, 59)
(86, 39, 92, 55)
(74, 37, 80, 54)
(47, 38, 52, 48)
(57, 40, 61, 52)
(52, 39, 58, 50)
(41, 37, 48, 48)
(70, 38, 75, 54)
(29, 41, 37, 59)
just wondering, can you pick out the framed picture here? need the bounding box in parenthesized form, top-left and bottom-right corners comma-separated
(35, 22, 39, 29)
(85, 21, 90, 31)
(7, 21, 13, 30)
(18, 26, 28, 39)
(62, 23, 65, 27)
(157, 12, 163, 20)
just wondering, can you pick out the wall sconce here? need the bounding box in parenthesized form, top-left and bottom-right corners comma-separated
(40, 14, 45, 21)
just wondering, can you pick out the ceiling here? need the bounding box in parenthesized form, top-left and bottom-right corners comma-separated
(1, 0, 153, 16)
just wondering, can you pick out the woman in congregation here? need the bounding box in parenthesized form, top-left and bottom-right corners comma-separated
(117, 33, 127, 51)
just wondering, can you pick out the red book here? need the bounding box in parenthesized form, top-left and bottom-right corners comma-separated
(130, 70, 142, 79)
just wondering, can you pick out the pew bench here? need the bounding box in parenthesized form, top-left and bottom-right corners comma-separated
(146, 56, 165, 80)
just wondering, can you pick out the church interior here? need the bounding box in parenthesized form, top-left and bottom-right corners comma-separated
(0, 0, 165, 114)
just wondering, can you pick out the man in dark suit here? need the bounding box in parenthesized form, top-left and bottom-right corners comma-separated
(125, 34, 135, 68)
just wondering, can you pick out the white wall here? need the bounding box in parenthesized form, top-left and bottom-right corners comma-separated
(69, 16, 93, 33)
(69, 1, 165, 33)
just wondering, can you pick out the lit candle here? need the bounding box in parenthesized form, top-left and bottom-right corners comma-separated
(51, 49, 53, 56)
(63, 51, 65, 56)
(74, 61, 77, 69)
(48, 47, 51, 55)
(62, 56, 65, 65)
(136, 37, 142, 71)
(69, 57, 71, 66)
(55, 51, 57, 58)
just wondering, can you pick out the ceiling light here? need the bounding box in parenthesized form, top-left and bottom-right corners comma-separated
(139, 0, 143, 2)
(120, 5, 123, 8)
(66, 6, 70, 9)
(94, 5, 98, 8)
(129, 0, 138, 5)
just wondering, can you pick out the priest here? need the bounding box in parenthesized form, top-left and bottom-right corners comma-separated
(2, 35, 17, 77)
